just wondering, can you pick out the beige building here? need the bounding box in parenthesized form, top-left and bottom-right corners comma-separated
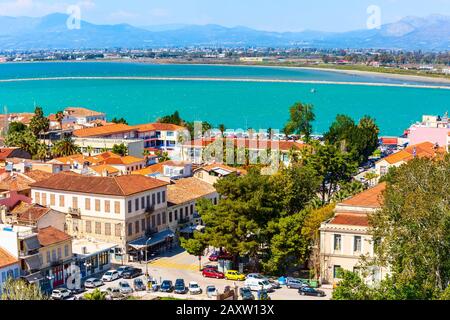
(193, 163, 246, 185)
(7, 202, 66, 231)
(319, 183, 388, 285)
(29, 172, 169, 262)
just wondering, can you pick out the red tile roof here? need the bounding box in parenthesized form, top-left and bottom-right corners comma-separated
(73, 123, 133, 138)
(381, 142, 445, 165)
(0, 247, 18, 269)
(11, 202, 51, 223)
(133, 123, 186, 132)
(328, 213, 369, 227)
(30, 172, 169, 196)
(340, 182, 386, 208)
(0, 148, 16, 160)
(37, 226, 71, 247)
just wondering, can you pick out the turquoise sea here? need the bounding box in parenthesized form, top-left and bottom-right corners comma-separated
(0, 62, 449, 135)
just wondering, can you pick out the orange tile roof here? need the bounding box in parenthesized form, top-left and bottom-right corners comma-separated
(0, 247, 18, 269)
(52, 154, 86, 165)
(11, 202, 51, 223)
(328, 213, 369, 227)
(89, 165, 120, 175)
(382, 142, 445, 165)
(132, 161, 189, 176)
(31, 172, 169, 196)
(102, 155, 144, 165)
(0, 148, 17, 160)
(73, 123, 133, 138)
(167, 177, 217, 205)
(85, 151, 120, 164)
(133, 123, 186, 132)
(22, 170, 54, 182)
(37, 226, 71, 247)
(340, 182, 386, 208)
(65, 107, 105, 117)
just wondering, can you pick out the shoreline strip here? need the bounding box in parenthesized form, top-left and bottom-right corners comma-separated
(0, 76, 449, 90)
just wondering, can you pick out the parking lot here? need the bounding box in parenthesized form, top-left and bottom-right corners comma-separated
(73, 248, 332, 300)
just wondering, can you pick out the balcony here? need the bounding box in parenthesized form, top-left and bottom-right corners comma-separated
(19, 249, 40, 258)
(145, 205, 155, 214)
(68, 207, 81, 216)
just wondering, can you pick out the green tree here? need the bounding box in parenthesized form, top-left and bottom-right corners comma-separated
(35, 143, 50, 161)
(7, 121, 27, 135)
(1, 277, 46, 300)
(51, 137, 80, 157)
(332, 270, 372, 300)
(283, 102, 315, 142)
(111, 117, 128, 125)
(111, 143, 128, 156)
(156, 151, 170, 162)
(29, 106, 50, 137)
(5, 129, 39, 156)
(83, 288, 107, 300)
(158, 111, 183, 125)
(180, 233, 208, 271)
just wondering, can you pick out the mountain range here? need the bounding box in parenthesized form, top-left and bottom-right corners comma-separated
(0, 13, 448, 51)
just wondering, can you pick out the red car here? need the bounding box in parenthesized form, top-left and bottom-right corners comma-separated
(202, 268, 225, 279)
(208, 252, 219, 262)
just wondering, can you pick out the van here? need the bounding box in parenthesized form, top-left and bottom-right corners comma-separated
(244, 278, 273, 292)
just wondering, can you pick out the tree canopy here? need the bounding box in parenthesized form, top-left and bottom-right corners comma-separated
(29, 106, 50, 136)
(111, 143, 128, 156)
(283, 102, 316, 142)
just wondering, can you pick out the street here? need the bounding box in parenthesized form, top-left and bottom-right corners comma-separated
(73, 248, 332, 300)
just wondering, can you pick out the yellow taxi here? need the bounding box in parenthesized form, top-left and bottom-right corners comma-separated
(224, 270, 246, 281)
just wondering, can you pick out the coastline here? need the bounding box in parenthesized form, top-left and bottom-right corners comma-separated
(3, 59, 450, 86)
(0, 76, 449, 90)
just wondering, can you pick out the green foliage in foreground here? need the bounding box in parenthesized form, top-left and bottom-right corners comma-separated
(83, 288, 107, 300)
(0, 278, 46, 300)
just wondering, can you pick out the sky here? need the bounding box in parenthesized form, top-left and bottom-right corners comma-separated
(0, 0, 449, 32)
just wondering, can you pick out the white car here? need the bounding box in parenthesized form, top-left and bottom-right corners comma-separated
(102, 270, 119, 282)
(84, 278, 104, 288)
(244, 278, 274, 292)
(206, 285, 218, 298)
(188, 282, 202, 295)
(51, 288, 72, 300)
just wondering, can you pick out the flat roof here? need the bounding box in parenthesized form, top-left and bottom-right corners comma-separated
(72, 238, 117, 257)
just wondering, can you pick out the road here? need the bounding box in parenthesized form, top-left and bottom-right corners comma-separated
(73, 248, 332, 301)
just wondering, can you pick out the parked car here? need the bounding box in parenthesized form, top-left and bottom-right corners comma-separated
(299, 286, 326, 297)
(133, 278, 146, 291)
(84, 278, 104, 288)
(246, 273, 267, 280)
(147, 278, 159, 292)
(208, 252, 220, 261)
(201, 264, 218, 271)
(225, 270, 246, 281)
(118, 281, 133, 294)
(122, 267, 142, 279)
(160, 280, 174, 292)
(70, 284, 86, 294)
(277, 276, 287, 286)
(239, 287, 255, 300)
(102, 270, 119, 282)
(188, 282, 202, 295)
(51, 288, 72, 300)
(206, 285, 218, 298)
(117, 266, 133, 277)
(268, 279, 281, 289)
(244, 278, 274, 292)
(174, 279, 187, 294)
(286, 277, 309, 289)
(202, 268, 225, 279)
(105, 287, 126, 300)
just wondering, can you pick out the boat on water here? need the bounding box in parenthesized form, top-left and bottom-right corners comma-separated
(310, 88, 316, 93)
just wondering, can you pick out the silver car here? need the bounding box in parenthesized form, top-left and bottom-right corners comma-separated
(118, 281, 133, 294)
(84, 278, 104, 288)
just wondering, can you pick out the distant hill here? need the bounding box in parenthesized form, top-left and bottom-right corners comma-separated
(0, 13, 448, 50)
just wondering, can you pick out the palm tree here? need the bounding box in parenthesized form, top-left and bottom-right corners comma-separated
(55, 111, 65, 140)
(83, 288, 107, 300)
(35, 143, 49, 161)
(52, 137, 80, 157)
(143, 149, 151, 165)
(218, 124, 226, 136)
(86, 145, 94, 157)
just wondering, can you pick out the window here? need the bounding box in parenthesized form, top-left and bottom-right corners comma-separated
(128, 200, 132, 213)
(52, 250, 56, 262)
(135, 198, 139, 211)
(146, 217, 150, 229)
(95, 222, 101, 235)
(175, 210, 178, 221)
(380, 166, 387, 176)
(42, 193, 47, 206)
(72, 196, 78, 209)
(157, 192, 161, 204)
(85, 221, 92, 233)
(95, 199, 100, 212)
(85, 198, 91, 210)
(64, 245, 69, 257)
(162, 191, 166, 203)
(354, 236, 362, 253)
(190, 205, 194, 215)
(169, 212, 172, 223)
(105, 200, 111, 213)
(135, 221, 140, 234)
(162, 212, 166, 224)
(50, 194, 55, 206)
(152, 194, 156, 205)
(151, 215, 156, 228)
(333, 265, 343, 279)
(115, 224, 121, 237)
(57, 248, 62, 260)
(128, 223, 133, 236)
(334, 234, 342, 251)
(105, 223, 111, 236)
(180, 208, 183, 218)
(141, 219, 145, 231)
(157, 214, 161, 226)
(141, 197, 145, 209)
(59, 195, 65, 207)
(214, 197, 218, 205)
(114, 201, 120, 214)
(35, 192, 40, 204)
(46, 251, 51, 263)
(146, 195, 150, 207)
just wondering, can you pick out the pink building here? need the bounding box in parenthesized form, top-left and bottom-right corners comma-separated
(408, 126, 450, 149)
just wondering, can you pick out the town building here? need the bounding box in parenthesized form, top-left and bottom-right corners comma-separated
(407, 114, 450, 151)
(0, 148, 32, 168)
(0, 170, 54, 197)
(29, 172, 169, 263)
(72, 238, 117, 279)
(319, 183, 388, 285)
(193, 163, 247, 185)
(0, 246, 20, 294)
(132, 160, 193, 182)
(374, 142, 445, 177)
(8, 202, 66, 231)
(63, 107, 106, 125)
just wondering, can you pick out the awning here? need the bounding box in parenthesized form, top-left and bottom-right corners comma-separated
(24, 236, 41, 251)
(179, 225, 205, 234)
(128, 230, 175, 250)
(24, 254, 42, 271)
(22, 271, 44, 284)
